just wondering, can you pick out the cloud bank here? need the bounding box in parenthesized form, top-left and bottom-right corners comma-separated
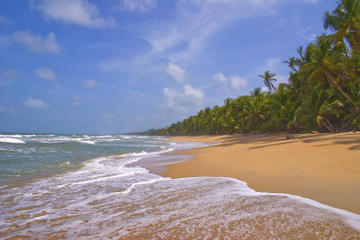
(120, 0, 156, 12)
(34, 0, 115, 28)
(13, 31, 61, 54)
(35, 68, 56, 80)
(165, 63, 187, 83)
(24, 97, 49, 108)
(163, 84, 204, 113)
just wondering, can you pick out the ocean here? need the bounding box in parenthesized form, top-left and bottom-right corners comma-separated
(0, 133, 359, 239)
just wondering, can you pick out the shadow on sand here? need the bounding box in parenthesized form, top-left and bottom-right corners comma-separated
(204, 132, 360, 151)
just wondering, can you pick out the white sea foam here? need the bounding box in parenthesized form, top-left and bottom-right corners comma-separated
(1, 137, 359, 239)
(0, 134, 156, 145)
(0, 134, 23, 138)
(96, 135, 112, 138)
(74, 139, 96, 144)
(121, 178, 169, 194)
(119, 135, 133, 140)
(0, 138, 26, 144)
(22, 134, 37, 138)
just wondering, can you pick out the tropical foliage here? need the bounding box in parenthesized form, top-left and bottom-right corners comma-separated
(145, 0, 360, 136)
(259, 71, 277, 92)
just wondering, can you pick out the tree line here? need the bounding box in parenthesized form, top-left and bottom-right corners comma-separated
(145, 0, 360, 136)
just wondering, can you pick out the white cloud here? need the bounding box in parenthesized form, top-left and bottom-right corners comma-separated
(145, 0, 283, 62)
(99, 59, 123, 72)
(184, 84, 204, 99)
(120, 0, 156, 12)
(299, 25, 317, 41)
(263, 57, 282, 70)
(13, 31, 61, 54)
(0, 69, 20, 85)
(214, 72, 247, 90)
(71, 96, 81, 106)
(229, 76, 247, 89)
(35, 68, 56, 80)
(163, 84, 204, 113)
(276, 74, 288, 84)
(303, 33, 317, 41)
(34, 0, 115, 28)
(213, 72, 227, 83)
(83, 79, 98, 87)
(261, 86, 269, 93)
(165, 62, 187, 82)
(24, 97, 49, 108)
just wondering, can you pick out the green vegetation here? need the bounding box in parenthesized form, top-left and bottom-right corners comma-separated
(146, 0, 360, 136)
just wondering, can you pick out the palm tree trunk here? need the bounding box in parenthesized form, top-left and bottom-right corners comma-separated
(324, 117, 335, 132)
(322, 118, 334, 133)
(324, 71, 353, 102)
(353, 31, 360, 53)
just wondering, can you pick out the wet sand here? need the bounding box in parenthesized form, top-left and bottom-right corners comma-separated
(163, 132, 360, 214)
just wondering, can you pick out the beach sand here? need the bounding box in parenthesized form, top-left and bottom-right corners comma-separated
(163, 132, 360, 214)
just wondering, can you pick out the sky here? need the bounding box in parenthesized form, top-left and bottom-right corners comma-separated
(0, 0, 337, 134)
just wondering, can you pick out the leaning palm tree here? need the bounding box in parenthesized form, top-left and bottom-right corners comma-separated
(324, 0, 360, 52)
(303, 34, 353, 103)
(259, 71, 277, 92)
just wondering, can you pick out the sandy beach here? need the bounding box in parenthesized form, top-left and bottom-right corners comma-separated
(163, 132, 360, 214)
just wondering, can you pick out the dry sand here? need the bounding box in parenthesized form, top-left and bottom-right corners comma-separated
(163, 132, 360, 214)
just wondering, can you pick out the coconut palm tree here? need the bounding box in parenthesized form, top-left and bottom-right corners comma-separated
(296, 88, 343, 132)
(296, 46, 306, 66)
(303, 34, 353, 102)
(324, 0, 360, 52)
(258, 71, 277, 92)
(284, 57, 298, 72)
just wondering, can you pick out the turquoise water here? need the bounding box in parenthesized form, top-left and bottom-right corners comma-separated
(0, 133, 168, 183)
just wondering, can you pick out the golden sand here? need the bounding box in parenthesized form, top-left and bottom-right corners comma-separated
(163, 132, 360, 214)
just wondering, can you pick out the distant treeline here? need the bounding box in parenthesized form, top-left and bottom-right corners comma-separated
(145, 0, 360, 136)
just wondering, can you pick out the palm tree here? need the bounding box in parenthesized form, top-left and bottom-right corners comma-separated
(303, 34, 353, 102)
(259, 71, 277, 92)
(269, 84, 301, 131)
(324, 0, 360, 52)
(296, 46, 306, 66)
(296, 88, 343, 132)
(284, 57, 298, 72)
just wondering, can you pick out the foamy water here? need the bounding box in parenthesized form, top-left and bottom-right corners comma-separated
(0, 133, 359, 239)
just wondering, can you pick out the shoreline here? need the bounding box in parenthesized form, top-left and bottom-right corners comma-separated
(162, 132, 360, 214)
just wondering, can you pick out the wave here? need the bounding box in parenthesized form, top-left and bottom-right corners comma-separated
(0, 138, 26, 144)
(74, 139, 95, 145)
(119, 135, 133, 140)
(217, 177, 360, 232)
(0, 134, 141, 145)
(0, 138, 359, 239)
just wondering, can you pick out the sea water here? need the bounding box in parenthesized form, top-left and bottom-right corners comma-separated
(0, 133, 359, 239)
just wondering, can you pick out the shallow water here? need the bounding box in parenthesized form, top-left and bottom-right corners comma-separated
(0, 133, 359, 239)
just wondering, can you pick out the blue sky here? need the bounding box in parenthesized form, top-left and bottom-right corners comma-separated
(0, 0, 336, 134)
